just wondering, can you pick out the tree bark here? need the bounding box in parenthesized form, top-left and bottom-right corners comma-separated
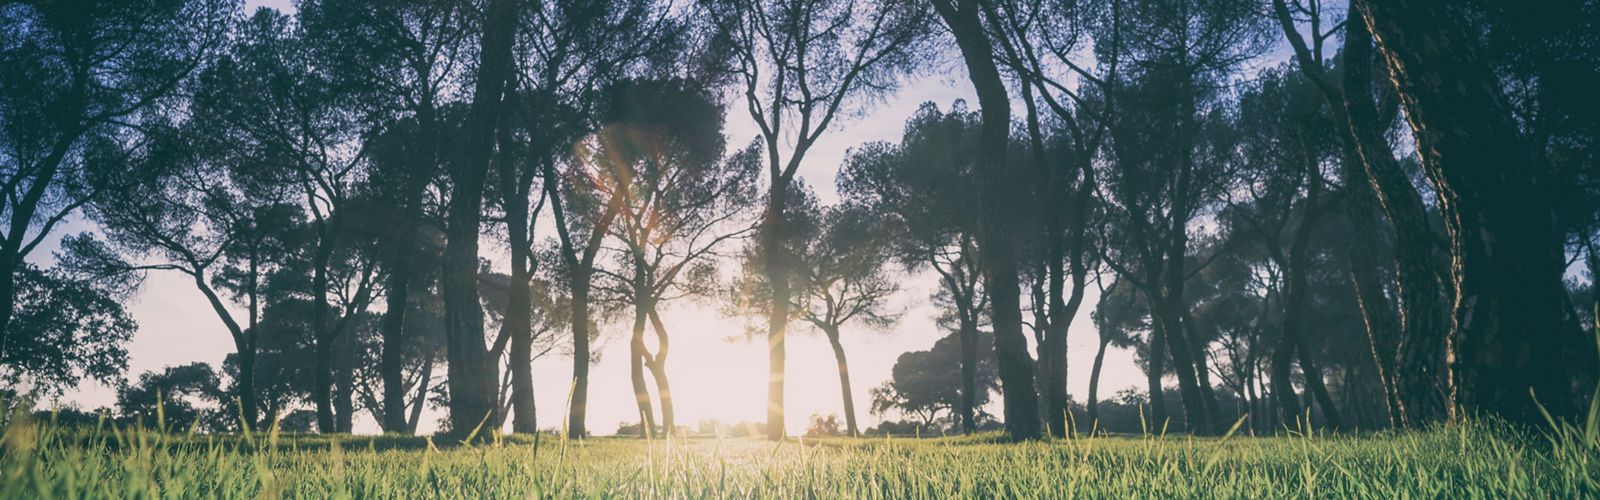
(957, 296, 979, 434)
(933, 0, 1042, 440)
(1340, 150, 1405, 428)
(646, 309, 674, 435)
(1086, 334, 1111, 428)
(440, 0, 518, 439)
(761, 187, 791, 439)
(1146, 323, 1168, 427)
(1273, 0, 1450, 428)
(822, 326, 859, 436)
(1358, 0, 1576, 425)
(313, 237, 336, 433)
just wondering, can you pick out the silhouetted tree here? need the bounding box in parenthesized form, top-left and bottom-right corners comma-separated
(0, 0, 231, 349)
(700, 0, 932, 439)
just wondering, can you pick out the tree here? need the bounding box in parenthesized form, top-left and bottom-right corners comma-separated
(790, 204, 900, 436)
(68, 120, 280, 430)
(588, 78, 757, 436)
(0, 0, 230, 358)
(1270, 0, 1450, 428)
(510, 0, 681, 438)
(1225, 65, 1346, 429)
(700, 0, 931, 439)
(0, 263, 133, 398)
(116, 362, 231, 432)
(839, 102, 989, 434)
(930, 0, 1043, 439)
(1355, 0, 1596, 425)
(984, 0, 1118, 439)
(196, 8, 374, 433)
(436, 0, 519, 438)
(297, 0, 471, 435)
(870, 331, 999, 431)
(1091, 0, 1272, 434)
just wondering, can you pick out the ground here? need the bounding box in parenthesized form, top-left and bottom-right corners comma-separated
(2, 417, 1596, 498)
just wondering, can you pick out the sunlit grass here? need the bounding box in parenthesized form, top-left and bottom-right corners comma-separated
(2, 414, 1596, 498)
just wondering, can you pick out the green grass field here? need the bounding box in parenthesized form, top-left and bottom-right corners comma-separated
(3, 416, 1597, 498)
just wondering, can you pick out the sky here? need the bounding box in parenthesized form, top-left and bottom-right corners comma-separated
(38, 0, 1150, 435)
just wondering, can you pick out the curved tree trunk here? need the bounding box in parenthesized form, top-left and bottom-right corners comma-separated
(1341, 151, 1404, 428)
(629, 302, 657, 437)
(933, 0, 1041, 440)
(822, 327, 859, 436)
(1086, 334, 1111, 429)
(1358, 0, 1576, 425)
(646, 309, 675, 435)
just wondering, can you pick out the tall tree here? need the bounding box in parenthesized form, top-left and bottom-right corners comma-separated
(984, 0, 1119, 438)
(790, 204, 901, 436)
(930, 0, 1043, 440)
(1226, 66, 1346, 429)
(298, 0, 471, 435)
(1092, 0, 1270, 434)
(1270, 0, 1450, 427)
(700, 0, 931, 438)
(588, 78, 756, 436)
(67, 122, 274, 429)
(1355, 0, 1594, 424)
(0, 0, 229, 356)
(839, 102, 988, 434)
(438, 0, 519, 437)
(511, 0, 680, 439)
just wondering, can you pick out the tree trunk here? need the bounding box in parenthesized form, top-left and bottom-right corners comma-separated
(823, 327, 859, 436)
(380, 265, 411, 433)
(1086, 334, 1111, 428)
(1338, 14, 1452, 427)
(1358, 0, 1576, 425)
(0, 255, 16, 361)
(646, 309, 674, 435)
(1184, 315, 1223, 429)
(313, 240, 335, 433)
(761, 188, 791, 440)
(1153, 303, 1210, 434)
(236, 338, 258, 430)
(407, 360, 433, 434)
(334, 326, 355, 432)
(629, 300, 657, 437)
(1146, 324, 1168, 427)
(506, 268, 536, 434)
(934, 0, 1041, 440)
(1341, 149, 1405, 428)
(957, 302, 979, 434)
(503, 185, 537, 434)
(440, 0, 517, 439)
(1296, 340, 1343, 430)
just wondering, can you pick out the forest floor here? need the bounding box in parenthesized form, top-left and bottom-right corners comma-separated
(2, 417, 1597, 498)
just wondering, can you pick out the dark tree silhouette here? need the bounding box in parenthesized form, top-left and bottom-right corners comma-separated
(700, 0, 931, 439)
(0, 0, 230, 361)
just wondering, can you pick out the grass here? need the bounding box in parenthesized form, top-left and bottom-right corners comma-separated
(2, 415, 1597, 498)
